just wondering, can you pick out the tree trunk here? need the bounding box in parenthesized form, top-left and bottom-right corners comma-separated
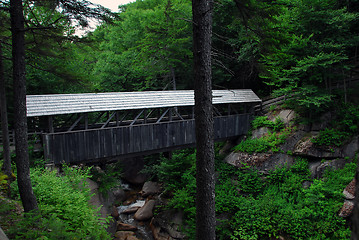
(352, 164, 359, 239)
(192, 0, 215, 239)
(10, 0, 38, 212)
(0, 44, 11, 177)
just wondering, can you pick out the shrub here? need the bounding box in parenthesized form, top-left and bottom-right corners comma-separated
(312, 128, 350, 147)
(8, 166, 111, 240)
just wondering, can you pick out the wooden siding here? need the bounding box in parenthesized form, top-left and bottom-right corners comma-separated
(43, 114, 251, 164)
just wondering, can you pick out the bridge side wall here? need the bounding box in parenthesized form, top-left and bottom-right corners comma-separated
(43, 114, 251, 164)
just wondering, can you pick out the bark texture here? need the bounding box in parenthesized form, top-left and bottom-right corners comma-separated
(352, 164, 359, 239)
(192, 0, 215, 239)
(0, 44, 11, 177)
(10, 0, 38, 212)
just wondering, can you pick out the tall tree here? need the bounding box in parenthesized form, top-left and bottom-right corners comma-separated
(10, 0, 38, 212)
(192, 0, 215, 239)
(0, 43, 11, 177)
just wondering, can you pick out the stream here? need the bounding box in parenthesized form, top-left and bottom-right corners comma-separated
(116, 184, 154, 240)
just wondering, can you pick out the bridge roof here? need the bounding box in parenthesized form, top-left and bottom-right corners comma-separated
(26, 89, 261, 117)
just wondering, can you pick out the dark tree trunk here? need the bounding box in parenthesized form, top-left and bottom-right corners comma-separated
(0, 44, 11, 177)
(192, 0, 215, 239)
(352, 164, 359, 239)
(10, 0, 38, 212)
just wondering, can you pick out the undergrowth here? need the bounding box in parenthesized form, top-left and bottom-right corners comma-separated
(150, 149, 355, 240)
(6, 165, 111, 240)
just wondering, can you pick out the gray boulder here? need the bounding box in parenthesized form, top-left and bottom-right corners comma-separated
(134, 200, 157, 221)
(141, 181, 161, 197)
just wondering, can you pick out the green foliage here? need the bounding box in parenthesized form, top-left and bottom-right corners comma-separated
(143, 149, 195, 191)
(233, 138, 271, 154)
(233, 117, 294, 154)
(159, 148, 354, 240)
(312, 128, 350, 147)
(9, 166, 111, 239)
(312, 102, 359, 147)
(252, 116, 284, 131)
(90, 162, 122, 194)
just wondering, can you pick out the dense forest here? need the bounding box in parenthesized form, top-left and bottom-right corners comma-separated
(1, 0, 359, 239)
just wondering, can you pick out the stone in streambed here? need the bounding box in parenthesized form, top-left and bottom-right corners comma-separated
(114, 231, 135, 239)
(134, 200, 156, 221)
(117, 222, 138, 231)
(141, 181, 161, 197)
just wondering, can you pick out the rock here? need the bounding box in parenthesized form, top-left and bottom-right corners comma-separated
(342, 136, 359, 159)
(151, 210, 186, 240)
(141, 181, 161, 197)
(302, 181, 312, 189)
(224, 152, 272, 168)
(0, 226, 9, 240)
(251, 127, 270, 139)
(256, 153, 295, 173)
(252, 127, 270, 140)
(311, 112, 332, 131)
(276, 109, 296, 125)
(313, 159, 347, 179)
(127, 236, 141, 240)
(114, 231, 135, 239)
(293, 133, 343, 159)
(219, 140, 236, 155)
(120, 201, 145, 214)
(134, 200, 156, 221)
(113, 187, 126, 203)
(339, 200, 355, 218)
(122, 206, 141, 214)
(121, 156, 148, 185)
(117, 222, 138, 231)
(343, 178, 356, 200)
(111, 206, 120, 220)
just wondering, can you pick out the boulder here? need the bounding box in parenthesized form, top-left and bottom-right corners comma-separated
(219, 140, 236, 155)
(255, 153, 295, 173)
(311, 112, 332, 131)
(114, 231, 135, 240)
(343, 178, 356, 200)
(141, 181, 161, 197)
(121, 201, 145, 214)
(342, 136, 359, 159)
(0, 226, 9, 240)
(111, 206, 120, 220)
(224, 152, 271, 168)
(150, 210, 186, 239)
(134, 200, 157, 221)
(293, 133, 343, 159)
(127, 236, 141, 240)
(251, 127, 270, 139)
(339, 200, 355, 218)
(276, 109, 296, 125)
(121, 156, 148, 185)
(117, 222, 138, 231)
(310, 159, 347, 179)
(113, 187, 126, 203)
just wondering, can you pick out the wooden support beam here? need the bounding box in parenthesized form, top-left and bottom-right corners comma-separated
(48, 116, 54, 133)
(92, 112, 106, 127)
(174, 109, 184, 121)
(68, 114, 84, 132)
(101, 112, 117, 129)
(156, 108, 170, 123)
(84, 113, 88, 130)
(130, 110, 144, 126)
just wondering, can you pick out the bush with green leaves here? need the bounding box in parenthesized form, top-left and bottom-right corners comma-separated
(251, 116, 284, 131)
(9, 166, 111, 240)
(157, 148, 354, 240)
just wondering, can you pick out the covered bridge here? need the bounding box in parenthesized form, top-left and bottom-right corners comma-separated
(26, 90, 261, 164)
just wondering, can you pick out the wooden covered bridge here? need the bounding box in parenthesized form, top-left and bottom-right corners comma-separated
(26, 90, 261, 164)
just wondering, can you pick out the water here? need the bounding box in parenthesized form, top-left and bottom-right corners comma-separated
(117, 200, 154, 240)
